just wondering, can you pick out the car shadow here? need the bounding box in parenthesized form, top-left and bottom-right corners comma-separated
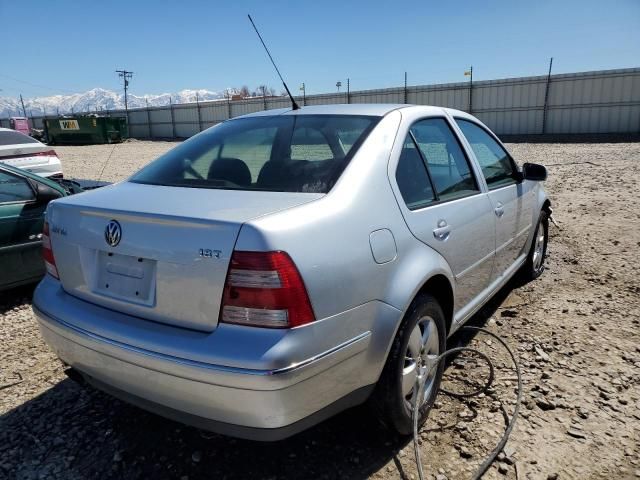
(1, 277, 526, 480)
(0, 284, 37, 313)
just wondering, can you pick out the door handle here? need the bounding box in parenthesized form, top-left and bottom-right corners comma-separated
(433, 219, 451, 241)
(494, 202, 505, 218)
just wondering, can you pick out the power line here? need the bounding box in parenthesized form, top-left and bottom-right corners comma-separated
(0, 73, 77, 95)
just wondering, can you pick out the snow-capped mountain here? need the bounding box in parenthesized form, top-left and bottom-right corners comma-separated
(0, 88, 230, 117)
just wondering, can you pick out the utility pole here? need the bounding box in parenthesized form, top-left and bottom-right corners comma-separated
(300, 83, 306, 106)
(19, 94, 27, 117)
(346, 78, 350, 104)
(469, 66, 473, 113)
(542, 57, 554, 134)
(404, 72, 408, 104)
(116, 70, 133, 112)
(226, 89, 233, 119)
(145, 98, 152, 138)
(169, 96, 177, 138)
(196, 92, 203, 131)
(260, 86, 267, 110)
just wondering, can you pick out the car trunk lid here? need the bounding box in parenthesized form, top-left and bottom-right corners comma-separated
(48, 182, 322, 332)
(0, 143, 51, 169)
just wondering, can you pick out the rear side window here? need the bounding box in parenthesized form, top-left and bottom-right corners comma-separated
(455, 119, 516, 189)
(410, 118, 479, 201)
(0, 130, 39, 146)
(395, 136, 435, 209)
(131, 115, 379, 193)
(0, 170, 35, 202)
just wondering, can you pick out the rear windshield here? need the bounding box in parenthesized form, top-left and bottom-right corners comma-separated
(0, 130, 38, 145)
(130, 114, 379, 193)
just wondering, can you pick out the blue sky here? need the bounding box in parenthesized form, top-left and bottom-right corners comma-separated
(1, 0, 639, 98)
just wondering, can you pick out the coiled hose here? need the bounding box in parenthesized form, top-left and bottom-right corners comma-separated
(411, 326, 522, 480)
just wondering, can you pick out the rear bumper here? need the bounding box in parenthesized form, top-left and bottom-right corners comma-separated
(33, 277, 401, 440)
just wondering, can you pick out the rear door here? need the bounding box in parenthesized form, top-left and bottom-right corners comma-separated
(0, 169, 46, 289)
(454, 119, 535, 280)
(391, 117, 495, 314)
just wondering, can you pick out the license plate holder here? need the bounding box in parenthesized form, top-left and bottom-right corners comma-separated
(94, 251, 156, 306)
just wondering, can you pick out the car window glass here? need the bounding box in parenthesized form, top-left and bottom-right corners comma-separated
(395, 136, 435, 210)
(218, 127, 277, 181)
(334, 118, 372, 154)
(410, 118, 479, 201)
(455, 119, 515, 189)
(0, 130, 39, 145)
(0, 171, 35, 202)
(130, 115, 378, 193)
(290, 127, 333, 161)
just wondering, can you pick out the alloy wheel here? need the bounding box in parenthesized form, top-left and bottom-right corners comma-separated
(402, 315, 440, 410)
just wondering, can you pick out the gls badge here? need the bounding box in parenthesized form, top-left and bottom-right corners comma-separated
(104, 220, 122, 247)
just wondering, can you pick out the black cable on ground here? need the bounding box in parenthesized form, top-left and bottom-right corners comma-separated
(411, 326, 523, 480)
(95, 142, 119, 186)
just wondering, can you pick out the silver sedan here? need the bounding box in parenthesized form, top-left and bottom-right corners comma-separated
(33, 104, 550, 440)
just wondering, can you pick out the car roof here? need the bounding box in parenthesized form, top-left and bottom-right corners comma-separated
(235, 103, 407, 118)
(232, 103, 473, 120)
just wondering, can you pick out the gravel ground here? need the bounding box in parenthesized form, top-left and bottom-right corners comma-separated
(1, 140, 639, 480)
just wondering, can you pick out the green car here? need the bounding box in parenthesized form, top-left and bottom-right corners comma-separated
(0, 163, 71, 291)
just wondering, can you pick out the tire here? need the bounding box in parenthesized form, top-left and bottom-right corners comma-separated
(373, 293, 447, 435)
(522, 210, 549, 281)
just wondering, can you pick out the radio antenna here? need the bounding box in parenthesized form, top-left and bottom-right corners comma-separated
(248, 14, 300, 110)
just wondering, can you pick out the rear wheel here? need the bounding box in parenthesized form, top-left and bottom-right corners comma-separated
(522, 210, 549, 281)
(373, 293, 446, 435)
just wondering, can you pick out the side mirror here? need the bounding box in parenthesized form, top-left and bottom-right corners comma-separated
(522, 162, 547, 182)
(33, 181, 63, 203)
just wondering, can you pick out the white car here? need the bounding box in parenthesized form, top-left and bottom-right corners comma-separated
(0, 128, 63, 179)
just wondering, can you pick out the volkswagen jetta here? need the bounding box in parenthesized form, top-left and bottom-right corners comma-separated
(33, 104, 550, 440)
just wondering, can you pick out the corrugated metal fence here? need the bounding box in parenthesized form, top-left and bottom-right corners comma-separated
(3, 67, 639, 138)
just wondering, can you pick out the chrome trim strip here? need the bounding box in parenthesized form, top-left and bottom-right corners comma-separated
(268, 331, 370, 375)
(452, 254, 526, 330)
(0, 240, 42, 253)
(34, 305, 370, 377)
(455, 248, 495, 280)
(495, 225, 531, 255)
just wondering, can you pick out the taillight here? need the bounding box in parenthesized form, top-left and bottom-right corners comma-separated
(221, 251, 315, 328)
(42, 221, 59, 279)
(34, 149, 58, 158)
(4, 150, 59, 161)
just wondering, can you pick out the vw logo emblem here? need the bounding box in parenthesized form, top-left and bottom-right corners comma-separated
(104, 220, 122, 247)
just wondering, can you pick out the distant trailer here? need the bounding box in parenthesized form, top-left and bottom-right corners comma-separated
(44, 116, 128, 145)
(9, 117, 30, 135)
